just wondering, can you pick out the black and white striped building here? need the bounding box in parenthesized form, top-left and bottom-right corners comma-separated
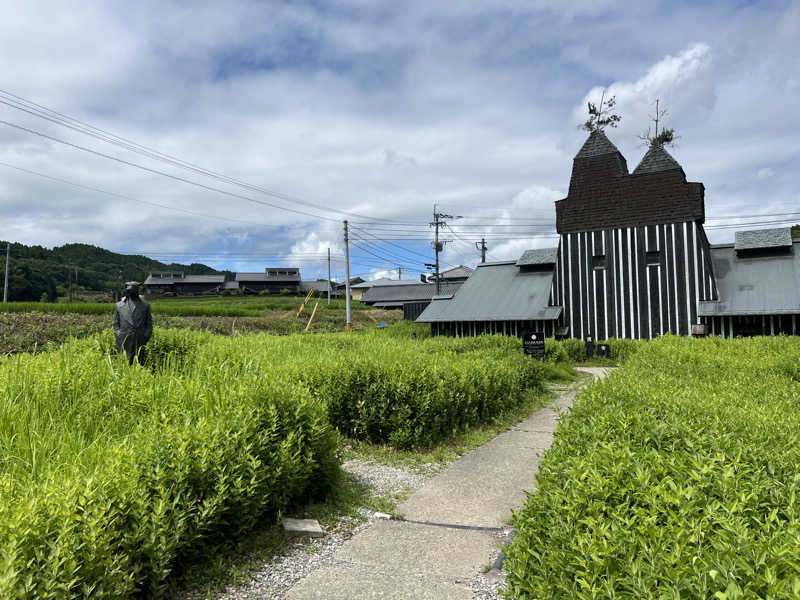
(418, 130, 800, 339)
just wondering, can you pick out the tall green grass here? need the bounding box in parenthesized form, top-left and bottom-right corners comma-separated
(504, 335, 800, 599)
(0, 327, 564, 597)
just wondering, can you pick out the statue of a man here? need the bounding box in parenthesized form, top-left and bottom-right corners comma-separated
(113, 282, 153, 364)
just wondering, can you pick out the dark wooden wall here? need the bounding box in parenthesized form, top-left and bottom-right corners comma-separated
(704, 315, 799, 338)
(551, 220, 717, 340)
(430, 319, 556, 338)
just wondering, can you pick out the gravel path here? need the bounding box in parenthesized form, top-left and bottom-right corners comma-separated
(176, 459, 440, 600)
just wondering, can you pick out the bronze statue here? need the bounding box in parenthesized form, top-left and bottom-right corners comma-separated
(113, 282, 153, 364)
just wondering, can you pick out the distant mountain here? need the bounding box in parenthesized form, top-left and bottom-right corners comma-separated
(0, 241, 232, 301)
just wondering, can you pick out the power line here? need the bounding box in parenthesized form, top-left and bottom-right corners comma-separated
(0, 117, 342, 222)
(0, 160, 283, 228)
(0, 89, 410, 224)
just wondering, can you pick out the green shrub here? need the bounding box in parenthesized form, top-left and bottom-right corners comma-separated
(504, 335, 800, 599)
(279, 288, 291, 295)
(0, 335, 337, 598)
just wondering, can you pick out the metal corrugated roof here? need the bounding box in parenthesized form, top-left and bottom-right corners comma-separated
(360, 282, 462, 304)
(144, 274, 224, 285)
(632, 144, 682, 175)
(416, 261, 561, 322)
(235, 272, 301, 282)
(734, 227, 792, 251)
(516, 247, 557, 266)
(698, 242, 800, 316)
(439, 265, 474, 279)
(352, 278, 421, 289)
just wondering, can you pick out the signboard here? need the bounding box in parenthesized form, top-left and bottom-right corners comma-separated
(521, 330, 545, 356)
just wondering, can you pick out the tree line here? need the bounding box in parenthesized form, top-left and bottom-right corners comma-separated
(0, 241, 230, 302)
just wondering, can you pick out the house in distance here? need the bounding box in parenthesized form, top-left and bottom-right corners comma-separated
(418, 130, 800, 339)
(143, 271, 225, 296)
(235, 268, 301, 295)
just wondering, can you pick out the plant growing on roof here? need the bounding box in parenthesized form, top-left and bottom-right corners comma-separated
(638, 98, 678, 147)
(580, 90, 621, 132)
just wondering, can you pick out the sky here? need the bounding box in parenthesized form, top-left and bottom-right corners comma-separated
(0, 0, 798, 281)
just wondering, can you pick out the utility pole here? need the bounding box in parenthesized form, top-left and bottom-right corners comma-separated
(397, 266, 402, 280)
(430, 205, 459, 295)
(343, 220, 351, 329)
(3, 243, 9, 303)
(476, 238, 488, 263)
(327, 247, 331, 305)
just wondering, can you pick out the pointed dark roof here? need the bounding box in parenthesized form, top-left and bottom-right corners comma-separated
(574, 130, 621, 159)
(633, 144, 682, 175)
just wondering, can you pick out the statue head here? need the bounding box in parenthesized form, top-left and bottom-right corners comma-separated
(124, 281, 141, 300)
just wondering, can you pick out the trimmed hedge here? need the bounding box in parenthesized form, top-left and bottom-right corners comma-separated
(0, 337, 337, 598)
(186, 330, 558, 448)
(0, 328, 565, 597)
(504, 335, 800, 599)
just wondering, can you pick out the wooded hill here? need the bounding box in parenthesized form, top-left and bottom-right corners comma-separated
(0, 241, 231, 302)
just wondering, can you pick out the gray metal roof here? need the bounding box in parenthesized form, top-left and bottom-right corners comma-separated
(299, 280, 333, 293)
(416, 261, 561, 322)
(144, 274, 224, 285)
(516, 247, 558, 266)
(734, 227, 793, 251)
(439, 265, 474, 279)
(360, 282, 462, 304)
(574, 130, 620, 159)
(235, 272, 301, 282)
(351, 278, 420, 289)
(632, 144, 682, 175)
(698, 241, 800, 316)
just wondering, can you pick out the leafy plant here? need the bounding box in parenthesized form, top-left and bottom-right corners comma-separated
(504, 335, 800, 599)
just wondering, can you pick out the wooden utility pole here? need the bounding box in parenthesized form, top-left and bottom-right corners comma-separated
(3, 243, 9, 303)
(344, 220, 351, 329)
(475, 238, 488, 263)
(327, 247, 331, 305)
(397, 266, 402, 280)
(430, 205, 457, 295)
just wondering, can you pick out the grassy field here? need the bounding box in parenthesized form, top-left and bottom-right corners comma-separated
(0, 297, 401, 354)
(504, 335, 800, 599)
(0, 295, 370, 317)
(0, 328, 570, 598)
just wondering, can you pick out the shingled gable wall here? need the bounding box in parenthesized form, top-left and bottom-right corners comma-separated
(555, 137, 705, 233)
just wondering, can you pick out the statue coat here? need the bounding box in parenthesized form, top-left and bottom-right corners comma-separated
(112, 296, 153, 358)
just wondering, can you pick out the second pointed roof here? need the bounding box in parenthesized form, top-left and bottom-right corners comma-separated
(633, 144, 682, 175)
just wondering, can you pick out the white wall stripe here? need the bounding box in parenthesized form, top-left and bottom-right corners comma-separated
(646, 229, 652, 339)
(628, 228, 635, 338)
(567, 234, 573, 338)
(693, 222, 700, 325)
(634, 228, 640, 339)
(683, 222, 692, 336)
(592, 232, 598, 340)
(657, 225, 664, 335)
(602, 231, 609, 339)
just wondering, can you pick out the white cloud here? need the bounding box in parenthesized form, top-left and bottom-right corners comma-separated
(0, 1, 798, 268)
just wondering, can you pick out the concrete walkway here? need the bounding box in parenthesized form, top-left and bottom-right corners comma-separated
(286, 367, 611, 599)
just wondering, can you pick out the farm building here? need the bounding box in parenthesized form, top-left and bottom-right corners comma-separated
(335, 277, 365, 299)
(418, 130, 800, 339)
(425, 265, 474, 283)
(235, 268, 301, 295)
(360, 281, 463, 319)
(300, 279, 337, 296)
(143, 271, 225, 295)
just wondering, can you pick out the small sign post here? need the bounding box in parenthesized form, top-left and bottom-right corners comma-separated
(521, 330, 545, 357)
